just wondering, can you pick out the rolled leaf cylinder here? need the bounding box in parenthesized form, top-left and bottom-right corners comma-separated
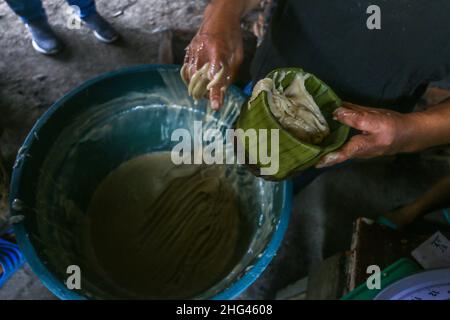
(236, 68, 350, 180)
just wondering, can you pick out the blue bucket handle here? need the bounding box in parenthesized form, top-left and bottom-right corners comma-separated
(0, 237, 25, 287)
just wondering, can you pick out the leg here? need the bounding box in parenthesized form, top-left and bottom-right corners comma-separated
(381, 174, 450, 228)
(293, 167, 328, 194)
(4, 0, 47, 23)
(5, 0, 62, 54)
(293, 161, 352, 194)
(67, 0, 119, 43)
(66, 0, 97, 19)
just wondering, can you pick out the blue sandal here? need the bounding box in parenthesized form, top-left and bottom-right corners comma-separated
(0, 237, 25, 288)
(378, 208, 450, 230)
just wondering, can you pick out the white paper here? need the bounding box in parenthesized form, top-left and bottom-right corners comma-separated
(412, 231, 450, 269)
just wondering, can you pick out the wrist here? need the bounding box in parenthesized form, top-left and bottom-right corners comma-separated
(396, 112, 426, 153)
(203, 1, 243, 28)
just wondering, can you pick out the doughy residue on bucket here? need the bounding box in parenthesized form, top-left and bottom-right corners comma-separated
(87, 152, 243, 299)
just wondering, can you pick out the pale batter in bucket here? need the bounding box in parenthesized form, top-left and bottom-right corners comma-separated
(250, 72, 330, 145)
(87, 152, 242, 299)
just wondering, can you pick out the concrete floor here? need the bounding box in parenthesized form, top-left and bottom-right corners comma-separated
(0, 0, 209, 170)
(1, 0, 450, 300)
(0, 264, 56, 300)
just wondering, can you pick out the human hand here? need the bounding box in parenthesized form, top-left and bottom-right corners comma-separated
(316, 102, 414, 168)
(181, 4, 244, 110)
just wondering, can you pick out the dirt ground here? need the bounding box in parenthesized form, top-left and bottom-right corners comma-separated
(0, 0, 209, 169)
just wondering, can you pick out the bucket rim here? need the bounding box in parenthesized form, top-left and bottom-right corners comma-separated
(10, 64, 293, 300)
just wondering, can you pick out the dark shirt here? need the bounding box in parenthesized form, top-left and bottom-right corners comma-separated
(251, 0, 450, 112)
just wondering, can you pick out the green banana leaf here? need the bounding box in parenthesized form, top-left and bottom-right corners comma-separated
(236, 68, 350, 180)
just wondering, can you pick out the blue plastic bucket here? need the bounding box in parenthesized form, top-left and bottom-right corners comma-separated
(9, 65, 292, 299)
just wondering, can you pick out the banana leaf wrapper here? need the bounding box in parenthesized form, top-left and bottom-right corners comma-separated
(235, 68, 350, 180)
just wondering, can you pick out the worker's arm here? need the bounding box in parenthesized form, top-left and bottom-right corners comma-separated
(382, 174, 450, 227)
(316, 99, 450, 168)
(415, 174, 450, 214)
(404, 99, 450, 152)
(182, 0, 262, 109)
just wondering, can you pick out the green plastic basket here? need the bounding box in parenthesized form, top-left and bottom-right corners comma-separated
(341, 258, 421, 300)
(236, 68, 350, 180)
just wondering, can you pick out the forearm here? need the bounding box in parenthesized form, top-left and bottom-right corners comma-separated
(202, 0, 261, 29)
(403, 99, 450, 153)
(412, 174, 450, 215)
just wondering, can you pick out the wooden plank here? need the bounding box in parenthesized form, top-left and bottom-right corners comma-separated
(306, 253, 346, 300)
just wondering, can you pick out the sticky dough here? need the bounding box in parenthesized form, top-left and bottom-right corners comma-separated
(250, 73, 330, 144)
(181, 63, 226, 101)
(87, 152, 240, 299)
